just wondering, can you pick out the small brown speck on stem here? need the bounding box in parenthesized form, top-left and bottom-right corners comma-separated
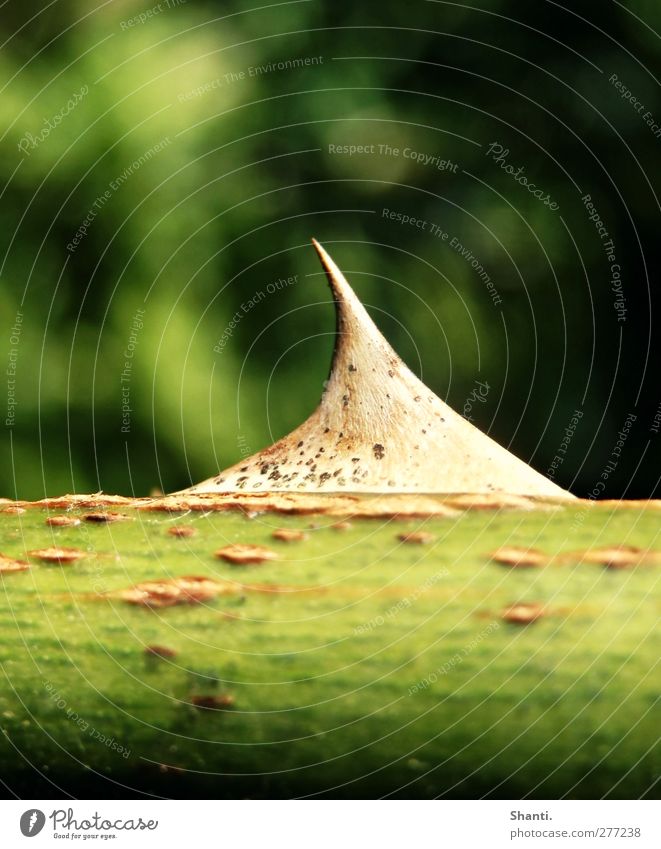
(568, 545, 659, 569)
(501, 603, 545, 624)
(490, 547, 547, 568)
(84, 512, 131, 524)
(118, 576, 238, 607)
(45, 516, 82, 527)
(0, 554, 30, 574)
(144, 645, 178, 659)
(190, 694, 235, 711)
(167, 526, 196, 538)
(215, 544, 279, 565)
(28, 547, 87, 564)
(272, 528, 308, 543)
(398, 531, 435, 544)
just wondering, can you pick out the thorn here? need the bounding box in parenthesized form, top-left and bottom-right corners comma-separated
(184, 242, 574, 497)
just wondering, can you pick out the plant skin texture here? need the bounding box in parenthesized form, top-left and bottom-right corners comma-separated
(0, 497, 658, 798)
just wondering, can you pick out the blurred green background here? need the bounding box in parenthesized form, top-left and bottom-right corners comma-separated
(1, 0, 659, 499)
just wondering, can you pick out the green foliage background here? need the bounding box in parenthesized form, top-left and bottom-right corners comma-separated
(1, 0, 659, 499)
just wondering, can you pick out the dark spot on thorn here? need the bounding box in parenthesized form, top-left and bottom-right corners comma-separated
(240, 466, 248, 472)
(388, 370, 394, 377)
(351, 457, 360, 463)
(319, 447, 325, 453)
(319, 472, 331, 482)
(373, 444, 385, 459)
(297, 441, 304, 448)
(324, 428, 330, 433)
(348, 364, 357, 372)
(260, 465, 269, 474)
(414, 396, 421, 402)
